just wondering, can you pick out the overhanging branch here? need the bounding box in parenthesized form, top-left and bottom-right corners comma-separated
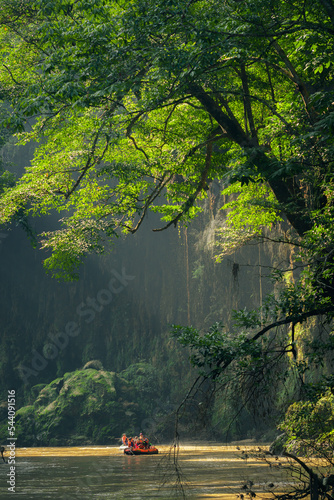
(251, 307, 334, 343)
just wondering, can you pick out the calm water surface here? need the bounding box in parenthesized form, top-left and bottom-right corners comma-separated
(0, 444, 292, 499)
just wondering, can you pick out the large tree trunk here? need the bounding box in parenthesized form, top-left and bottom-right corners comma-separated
(189, 83, 313, 237)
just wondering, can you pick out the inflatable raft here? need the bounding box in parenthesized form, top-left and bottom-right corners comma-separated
(124, 446, 158, 455)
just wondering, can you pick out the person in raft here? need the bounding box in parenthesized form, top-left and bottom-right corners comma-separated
(121, 434, 128, 446)
(137, 432, 150, 449)
(127, 437, 135, 449)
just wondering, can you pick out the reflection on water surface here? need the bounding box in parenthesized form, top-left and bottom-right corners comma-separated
(0, 444, 291, 499)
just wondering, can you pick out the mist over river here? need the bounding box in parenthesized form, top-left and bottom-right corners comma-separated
(0, 444, 293, 499)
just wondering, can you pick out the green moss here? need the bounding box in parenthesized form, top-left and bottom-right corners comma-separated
(14, 405, 36, 446)
(16, 404, 35, 417)
(30, 384, 47, 399)
(14, 367, 138, 446)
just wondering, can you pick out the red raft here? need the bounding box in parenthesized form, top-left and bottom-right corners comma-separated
(124, 446, 158, 455)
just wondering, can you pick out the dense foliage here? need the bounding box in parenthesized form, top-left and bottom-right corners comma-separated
(0, 105, 15, 193)
(0, 0, 333, 279)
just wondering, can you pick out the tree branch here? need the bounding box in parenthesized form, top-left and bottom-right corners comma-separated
(188, 82, 249, 146)
(65, 124, 110, 199)
(251, 307, 334, 343)
(124, 172, 174, 234)
(188, 83, 313, 236)
(126, 112, 149, 160)
(153, 140, 213, 232)
(272, 40, 315, 120)
(240, 64, 258, 144)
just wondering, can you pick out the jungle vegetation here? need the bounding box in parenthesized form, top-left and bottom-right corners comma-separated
(1, 0, 334, 496)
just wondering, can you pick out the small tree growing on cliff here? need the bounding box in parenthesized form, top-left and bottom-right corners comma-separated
(274, 391, 334, 500)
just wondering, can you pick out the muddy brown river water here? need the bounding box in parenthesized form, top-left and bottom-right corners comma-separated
(0, 444, 294, 499)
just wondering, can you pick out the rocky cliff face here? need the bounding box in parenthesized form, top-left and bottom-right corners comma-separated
(0, 186, 292, 441)
(1, 210, 279, 381)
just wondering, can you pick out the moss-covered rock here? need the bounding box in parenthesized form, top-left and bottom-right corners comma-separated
(82, 360, 104, 371)
(4, 362, 173, 446)
(30, 384, 47, 400)
(15, 367, 138, 446)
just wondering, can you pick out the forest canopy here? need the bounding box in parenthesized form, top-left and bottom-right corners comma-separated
(0, 0, 333, 278)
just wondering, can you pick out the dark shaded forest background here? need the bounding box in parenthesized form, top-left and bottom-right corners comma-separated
(0, 139, 288, 443)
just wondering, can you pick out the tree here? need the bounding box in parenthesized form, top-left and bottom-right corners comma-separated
(237, 392, 334, 500)
(0, 0, 332, 277)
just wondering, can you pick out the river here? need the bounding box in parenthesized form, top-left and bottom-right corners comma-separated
(0, 444, 294, 499)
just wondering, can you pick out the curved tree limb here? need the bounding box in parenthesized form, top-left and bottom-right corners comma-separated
(153, 140, 213, 232)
